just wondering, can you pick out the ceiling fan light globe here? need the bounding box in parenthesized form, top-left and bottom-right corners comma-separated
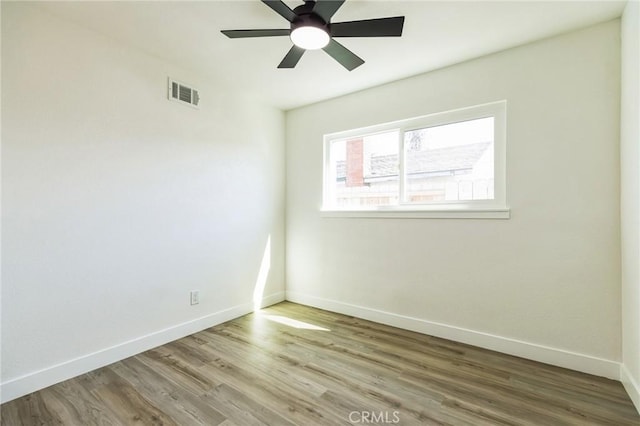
(291, 26, 330, 50)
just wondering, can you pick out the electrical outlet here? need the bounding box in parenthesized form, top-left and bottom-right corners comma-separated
(190, 290, 200, 305)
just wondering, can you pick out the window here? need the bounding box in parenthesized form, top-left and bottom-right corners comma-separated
(323, 101, 508, 218)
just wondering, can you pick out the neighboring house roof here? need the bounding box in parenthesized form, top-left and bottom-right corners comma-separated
(336, 141, 491, 181)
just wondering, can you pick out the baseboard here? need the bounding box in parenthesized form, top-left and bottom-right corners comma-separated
(621, 364, 640, 414)
(0, 291, 285, 404)
(285, 291, 620, 380)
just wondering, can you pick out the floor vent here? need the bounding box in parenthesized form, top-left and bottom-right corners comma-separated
(168, 78, 199, 108)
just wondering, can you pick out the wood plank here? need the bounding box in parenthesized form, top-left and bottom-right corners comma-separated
(89, 368, 179, 426)
(109, 357, 227, 426)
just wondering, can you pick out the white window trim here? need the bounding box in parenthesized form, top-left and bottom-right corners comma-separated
(321, 101, 509, 219)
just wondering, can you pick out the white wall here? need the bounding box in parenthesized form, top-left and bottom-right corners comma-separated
(286, 21, 621, 378)
(1, 3, 285, 402)
(621, 0, 640, 412)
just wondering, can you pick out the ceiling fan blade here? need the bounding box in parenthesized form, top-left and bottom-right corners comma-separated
(221, 29, 290, 38)
(322, 39, 364, 71)
(262, 0, 297, 22)
(331, 16, 405, 37)
(278, 45, 305, 68)
(312, 0, 345, 22)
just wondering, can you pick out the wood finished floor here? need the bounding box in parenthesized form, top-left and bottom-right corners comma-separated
(1, 302, 639, 425)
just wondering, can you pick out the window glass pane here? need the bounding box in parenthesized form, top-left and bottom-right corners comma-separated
(404, 117, 494, 203)
(328, 131, 399, 208)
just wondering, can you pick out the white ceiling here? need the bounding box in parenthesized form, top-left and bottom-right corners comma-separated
(36, 0, 626, 110)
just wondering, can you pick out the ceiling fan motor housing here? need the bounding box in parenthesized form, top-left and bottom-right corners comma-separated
(291, 6, 328, 33)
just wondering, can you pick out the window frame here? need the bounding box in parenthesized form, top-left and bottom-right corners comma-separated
(321, 101, 509, 219)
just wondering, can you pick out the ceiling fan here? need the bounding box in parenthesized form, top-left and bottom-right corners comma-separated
(221, 0, 405, 71)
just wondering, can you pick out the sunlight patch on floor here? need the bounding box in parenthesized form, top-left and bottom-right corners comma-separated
(262, 314, 330, 331)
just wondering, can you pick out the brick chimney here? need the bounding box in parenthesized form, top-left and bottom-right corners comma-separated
(346, 138, 364, 187)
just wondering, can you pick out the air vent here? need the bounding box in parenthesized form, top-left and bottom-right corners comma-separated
(168, 78, 200, 108)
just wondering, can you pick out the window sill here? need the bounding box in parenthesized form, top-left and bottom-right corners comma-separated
(320, 206, 510, 219)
